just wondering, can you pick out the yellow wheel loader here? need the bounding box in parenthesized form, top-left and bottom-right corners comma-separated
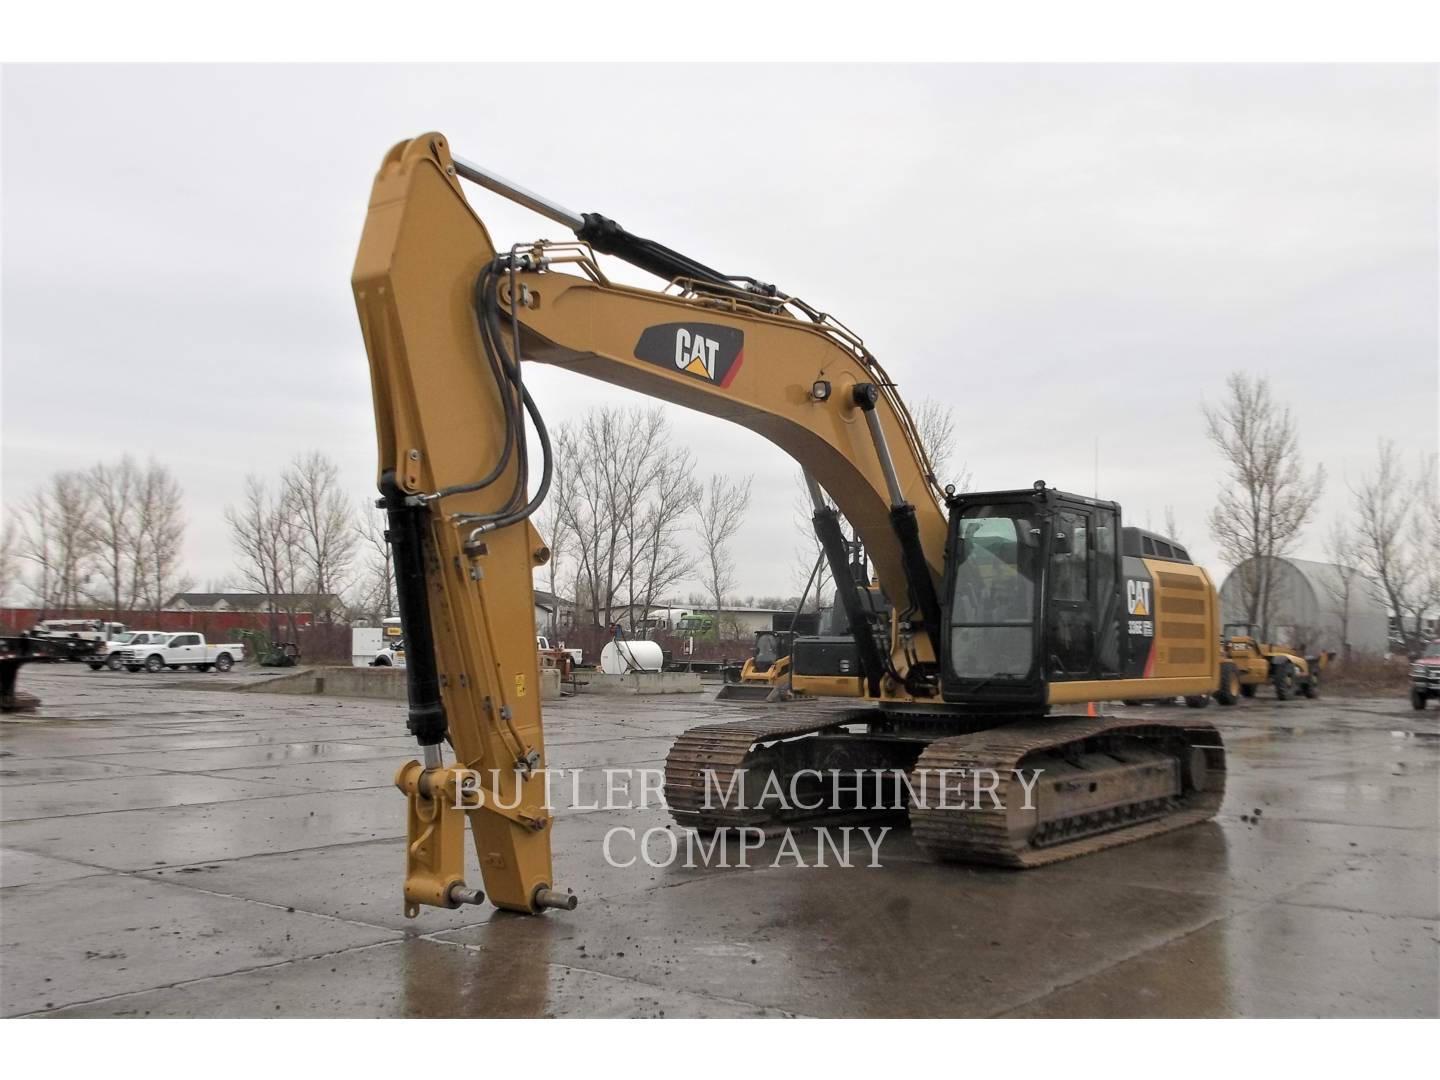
(1220, 623, 1325, 701)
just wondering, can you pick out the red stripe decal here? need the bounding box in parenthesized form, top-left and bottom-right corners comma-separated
(719, 349, 744, 388)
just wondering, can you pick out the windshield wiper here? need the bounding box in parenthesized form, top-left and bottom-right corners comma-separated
(963, 671, 1017, 695)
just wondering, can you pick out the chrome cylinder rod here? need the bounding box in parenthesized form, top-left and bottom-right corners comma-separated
(861, 406, 907, 508)
(802, 469, 828, 514)
(451, 155, 585, 232)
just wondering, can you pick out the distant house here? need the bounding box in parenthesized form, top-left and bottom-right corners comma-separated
(1390, 613, 1439, 647)
(533, 588, 576, 635)
(165, 592, 343, 617)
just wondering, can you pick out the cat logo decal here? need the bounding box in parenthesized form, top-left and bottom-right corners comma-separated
(634, 323, 745, 388)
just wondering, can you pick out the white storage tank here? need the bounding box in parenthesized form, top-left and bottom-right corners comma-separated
(599, 639, 664, 674)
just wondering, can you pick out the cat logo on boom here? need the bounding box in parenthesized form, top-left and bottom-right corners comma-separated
(633, 322, 745, 388)
(675, 327, 720, 378)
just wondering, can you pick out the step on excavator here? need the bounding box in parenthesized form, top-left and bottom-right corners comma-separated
(352, 133, 1227, 917)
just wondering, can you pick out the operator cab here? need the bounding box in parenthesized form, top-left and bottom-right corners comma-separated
(940, 484, 1125, 708)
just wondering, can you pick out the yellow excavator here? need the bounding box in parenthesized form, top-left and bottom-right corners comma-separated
(352, 132, 1227, 917)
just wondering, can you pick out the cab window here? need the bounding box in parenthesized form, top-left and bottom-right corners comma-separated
(1050, 512, 1088, 602)
(948, 506, 1040, 679)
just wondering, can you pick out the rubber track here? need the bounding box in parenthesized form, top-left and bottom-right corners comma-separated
(909, 713, 1226, 867)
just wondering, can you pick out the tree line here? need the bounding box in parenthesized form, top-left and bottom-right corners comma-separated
(1, 460, 188, 617)
(224, 451, 391, 635)
(0, 452, 397, 634)
(0, 396, 964, 643)
(538, 400, 966, 639)
(537, 405, 753, 637)
(1204, 372, 1437, 653)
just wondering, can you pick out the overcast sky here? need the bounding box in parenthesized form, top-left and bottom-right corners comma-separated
(2, 64, 1435, 603)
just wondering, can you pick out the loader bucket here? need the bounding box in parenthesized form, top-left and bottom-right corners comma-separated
(714, 682, 785, 703)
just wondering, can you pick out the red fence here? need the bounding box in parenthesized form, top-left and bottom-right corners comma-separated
(1, 607, 314, 636)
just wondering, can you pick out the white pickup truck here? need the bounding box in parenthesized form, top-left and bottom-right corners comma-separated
(117, 632, 245, 673)
(90, 629, 166, 671)
(536, 636, 583, 666)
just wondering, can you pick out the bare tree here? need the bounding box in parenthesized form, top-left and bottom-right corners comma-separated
(533, 437, 575, 639)
(350, 500, 396, 624)
(553, 407, 703, 632)
(282, 452, 355, 623)
(0, 517, 22, 607)
(695, 473, 753, 638)
(54, 472, 99, 610)
(1163, 506, 1184, 547)
(85, 457, 139, 618)
(132, 462, 191, 614)
(16, 490, 57, 614)
(912, 398, 972, 492)
(1350, 440, 1417, 652)
(1405, 453, 1439, 644)
(614, 409, 666, 629)
(622, 415, 699, 633)
(226, 476, 301, 638)
(1320, 519, 1363, 658)
(1203, 373, 1325, 634)
(19, 472, 97, 614)
(790, 471, 835, 613)
(556, 418, 623, 627)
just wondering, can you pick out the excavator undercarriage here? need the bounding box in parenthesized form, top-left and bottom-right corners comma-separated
(665, 708, 1224, 866)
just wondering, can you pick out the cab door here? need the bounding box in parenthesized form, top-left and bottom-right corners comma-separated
(170, 633, 201, 664)
(1045, 509, 1095, 680)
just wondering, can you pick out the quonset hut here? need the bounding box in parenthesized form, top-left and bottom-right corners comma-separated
(1218, 555, 1388, 656)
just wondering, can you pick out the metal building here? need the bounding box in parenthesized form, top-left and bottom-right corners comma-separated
(1218, 555, 1389, 656)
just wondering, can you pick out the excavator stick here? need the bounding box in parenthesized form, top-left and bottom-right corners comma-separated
(353, 134, 575, 916)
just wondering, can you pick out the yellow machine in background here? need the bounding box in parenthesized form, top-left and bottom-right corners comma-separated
(352, 132, 1228, 917)
(1221, 624, 1325, 701)
(716, 635, 794, 702)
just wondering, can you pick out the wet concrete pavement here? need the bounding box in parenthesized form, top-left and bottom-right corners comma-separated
(2, 667, 1436, 1017)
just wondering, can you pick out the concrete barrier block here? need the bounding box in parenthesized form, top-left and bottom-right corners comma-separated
(577, 672, 703, 695)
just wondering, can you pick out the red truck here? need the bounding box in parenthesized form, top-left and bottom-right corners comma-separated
(1411, 641, 1440, 710)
